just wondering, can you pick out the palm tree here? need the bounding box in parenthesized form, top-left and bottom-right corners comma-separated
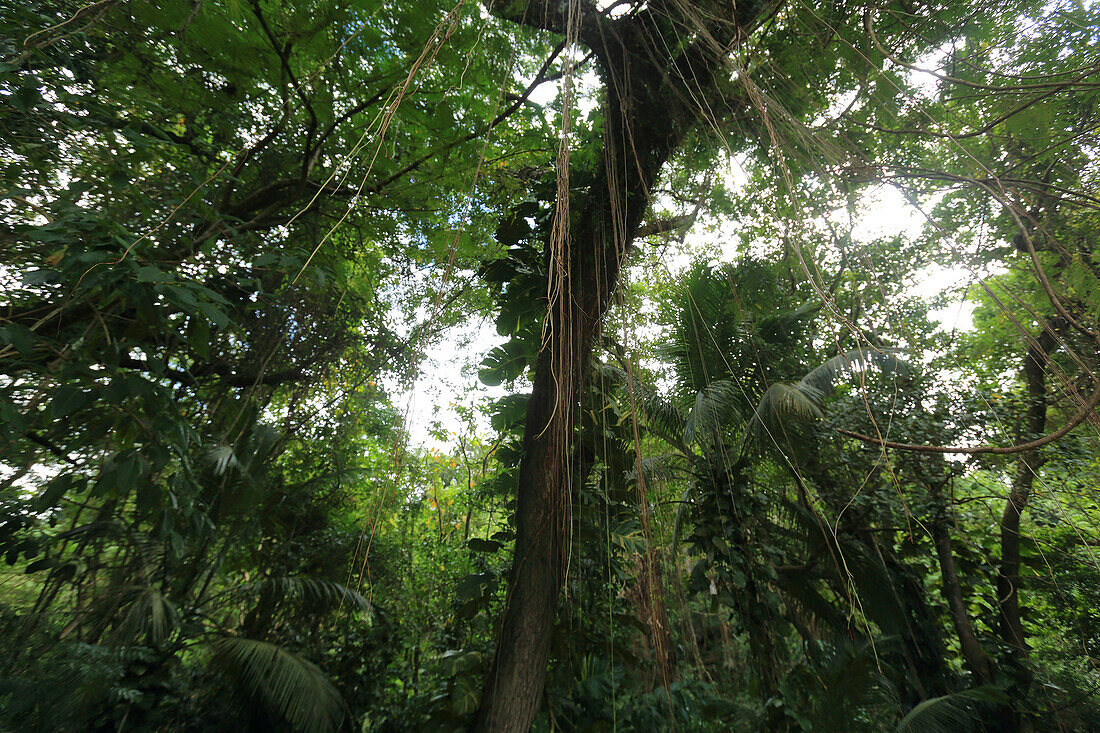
(616, 261, 966, 726)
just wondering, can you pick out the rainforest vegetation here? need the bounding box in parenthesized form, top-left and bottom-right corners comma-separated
(2, 0, 1100, 730)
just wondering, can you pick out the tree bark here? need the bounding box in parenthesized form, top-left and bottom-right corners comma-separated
(997, 328, 1058, 652)
(929, 491, 996, 683)
(472, 83, 673, 733)
(473, 2, 774, 729)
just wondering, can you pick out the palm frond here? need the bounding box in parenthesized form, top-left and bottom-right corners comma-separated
(801, 347, 905, 395)
(895, 686, 1008, 732)
(592, 360, 628, 386)
(250, 576, 372, 615)
(111, 587, 180, 646)
(752, 381, 825, 427)
(632, 453, 691, 487)
(209, 444, 240, 476)
(636, 388, 688, 448)
(748, 347, 906, 442)
(610, 370, 696, 456)
(671, 484, 695, 550)
(209, 636, 349, 733)
(208, 421, 281, 478)
(684, 380, 741, 444)
(661, 263, 740, 391)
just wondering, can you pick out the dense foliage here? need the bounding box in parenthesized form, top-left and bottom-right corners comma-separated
(2, 0, 1099, 730)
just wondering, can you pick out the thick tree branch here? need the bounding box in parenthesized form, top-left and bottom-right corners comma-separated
(116, 355, 313, 388)
(632, 213, 696, 239)
(484, 0, 608, 49)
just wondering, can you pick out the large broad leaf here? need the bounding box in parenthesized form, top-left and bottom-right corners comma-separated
(489, 393, 530, 431)
(467, 537, 503, 553)
(47, 384, 97, 419)
(494, 201, 539, 245)
(35, 473, 82, 511)
(209, 636, 348, 733)
(478, 338, 535, 386)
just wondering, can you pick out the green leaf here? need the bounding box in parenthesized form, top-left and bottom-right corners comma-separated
(35, 474, 74, 511)
(190, 317, 211, 359)
(94, 452, 143, 498)
(159, 283, 200, 312)
(48, 385, 96, 419)
(0, 325, 35, 355)
(135, 265, 174, 282)
(489, 393, 529, 431)
(456, 573, 492, 601)
(135, 481, 162, 516)
(439, 649, 482, 676)
(12, 85, 40, 111)
(22, 268, 60, 285)
(467, 537, 502, 553)
(198, 300, 230, 329)
(26, 557, 55, 573)
(478, 339, 533, 386)
(116, 452, 144, 490)
(451, 673, 480, 716)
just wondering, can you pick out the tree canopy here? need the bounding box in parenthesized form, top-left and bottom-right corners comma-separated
(2, 0, 1100, 730)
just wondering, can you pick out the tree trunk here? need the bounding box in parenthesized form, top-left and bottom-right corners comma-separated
(986, 329, 1059, 731)
(473, 2, 772, 728)
(997, 328, 1058, 653)
(472, 98, 674, 733)
(930, 494, 995, 683)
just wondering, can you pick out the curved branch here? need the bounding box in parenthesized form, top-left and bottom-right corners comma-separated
(998, 195, 1100, 341)
(865, 9, 1100, 94)
(847, 61, 1096, 141)
(836, 378, 1100, 455)
(360, 43, 568, 197)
